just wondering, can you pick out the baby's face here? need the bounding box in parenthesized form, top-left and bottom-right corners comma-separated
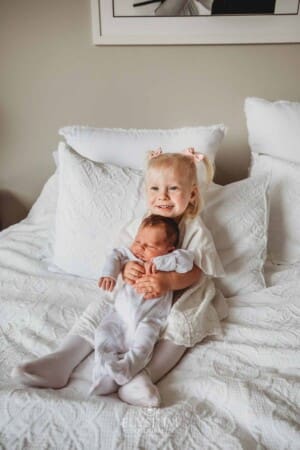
(130, 225, 174, 262)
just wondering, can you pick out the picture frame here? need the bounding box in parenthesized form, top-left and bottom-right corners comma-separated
(91, 0, 300, 45)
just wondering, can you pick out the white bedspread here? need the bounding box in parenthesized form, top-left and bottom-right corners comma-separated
(1, 201, 300, 449)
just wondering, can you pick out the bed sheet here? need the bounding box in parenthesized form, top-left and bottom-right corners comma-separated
(0, 203, 300, 449)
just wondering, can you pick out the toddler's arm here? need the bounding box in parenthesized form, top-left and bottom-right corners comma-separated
(135, 263, 201, 299)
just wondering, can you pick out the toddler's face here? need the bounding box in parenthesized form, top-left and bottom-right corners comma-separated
(130, 225, 174, 262)
(146, 167, 196, 221)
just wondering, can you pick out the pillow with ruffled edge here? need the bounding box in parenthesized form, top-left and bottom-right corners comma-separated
(51, 145, 145, 279)
(249, 152, 300, 265)
(202, 175, 270, 296)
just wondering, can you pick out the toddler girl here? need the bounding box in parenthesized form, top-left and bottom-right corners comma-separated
(91, 214, 194, 395)
(12, 148, 228, 407)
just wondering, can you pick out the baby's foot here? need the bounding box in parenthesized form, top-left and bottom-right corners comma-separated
(118, 370, 161, 408)
(106, 359, 131, 386)
(11, 352, 71, 389)
(89, 374, 118, 396)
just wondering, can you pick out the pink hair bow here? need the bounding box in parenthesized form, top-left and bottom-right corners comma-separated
(149, 148, 163, 159)
(183, 147, 204, 162)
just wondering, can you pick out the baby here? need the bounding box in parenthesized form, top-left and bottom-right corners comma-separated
(91, 214, 194, 395)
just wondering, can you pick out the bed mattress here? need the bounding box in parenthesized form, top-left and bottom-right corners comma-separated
(0, 200, 300, 449)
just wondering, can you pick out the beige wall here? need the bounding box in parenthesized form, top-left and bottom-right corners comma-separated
(1, 0, 300, 216)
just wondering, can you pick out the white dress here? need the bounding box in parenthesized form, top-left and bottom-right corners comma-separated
(92, 247, 194, 387)
(70, 214, 228, 348)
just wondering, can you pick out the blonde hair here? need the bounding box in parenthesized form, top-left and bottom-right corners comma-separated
(146, 152, 214, 218)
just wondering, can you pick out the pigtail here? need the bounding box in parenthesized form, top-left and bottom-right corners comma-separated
(202, 154, 215, 185)
(147, 148, 163, 161)
(182, 147, 215, 185)
(181, 148, 215, 216)
(194, 154, 215, 215)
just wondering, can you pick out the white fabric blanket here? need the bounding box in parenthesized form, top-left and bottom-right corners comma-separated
(0, 200, 300, 449)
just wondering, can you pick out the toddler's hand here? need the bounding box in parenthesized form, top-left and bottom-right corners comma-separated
(98, 277, 116, 291)
(135, 272, 171, 300)
(144, 260, 157, 275)
(122, 261, 145, 285)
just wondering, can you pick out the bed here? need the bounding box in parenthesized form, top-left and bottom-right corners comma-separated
(1, 97, 300, 449)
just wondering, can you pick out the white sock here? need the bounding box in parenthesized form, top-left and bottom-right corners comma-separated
(118, 370, 161, 407)
(11, 335, 92, 388)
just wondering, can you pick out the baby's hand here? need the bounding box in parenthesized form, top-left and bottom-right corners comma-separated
(122, 261, 145, 285)
(98, 277, 116, 291)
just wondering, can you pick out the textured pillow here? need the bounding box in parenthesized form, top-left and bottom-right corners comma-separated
(59, 124, 226, 172)
(245, 97, 300, 164)
(52, 146, 145, 279)
(203, 176, 269, 296)
(250, 153, 300, 265)
(52, 145, 269, 297)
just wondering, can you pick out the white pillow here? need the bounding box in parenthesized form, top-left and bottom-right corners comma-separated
(250, 153, 300, 265)
(59, 124, 226, 171)
(52, 146, 269, 297)
(52, 146, 145, 279)
(203, 176, 269, 296)
(245, 97, 300, 164)
(28, 172, 58, 222)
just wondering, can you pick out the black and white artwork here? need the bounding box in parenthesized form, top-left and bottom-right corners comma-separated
(113, 0, 299, 17)
(91, 0, 300, 44)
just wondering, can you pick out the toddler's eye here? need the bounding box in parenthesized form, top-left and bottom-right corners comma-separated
(170, 186, 178, 191)
(150, 186, 159, 191)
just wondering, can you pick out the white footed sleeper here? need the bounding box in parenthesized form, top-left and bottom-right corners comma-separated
(91, 247, 194, 394)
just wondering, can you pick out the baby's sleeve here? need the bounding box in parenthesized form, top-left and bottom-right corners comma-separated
(182, 217, 225, 278)
(153, 250, 194, 273)
(100, 248, 129, 280)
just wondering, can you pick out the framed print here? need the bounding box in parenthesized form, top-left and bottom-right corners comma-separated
(91, 0, 300, 45)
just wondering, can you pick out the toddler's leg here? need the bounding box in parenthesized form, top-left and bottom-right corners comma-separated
(11, 298, 111, 388)
(143, 339, 186, 383)
(11, 335, 92, 388)
(118, 339, 186, 407)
